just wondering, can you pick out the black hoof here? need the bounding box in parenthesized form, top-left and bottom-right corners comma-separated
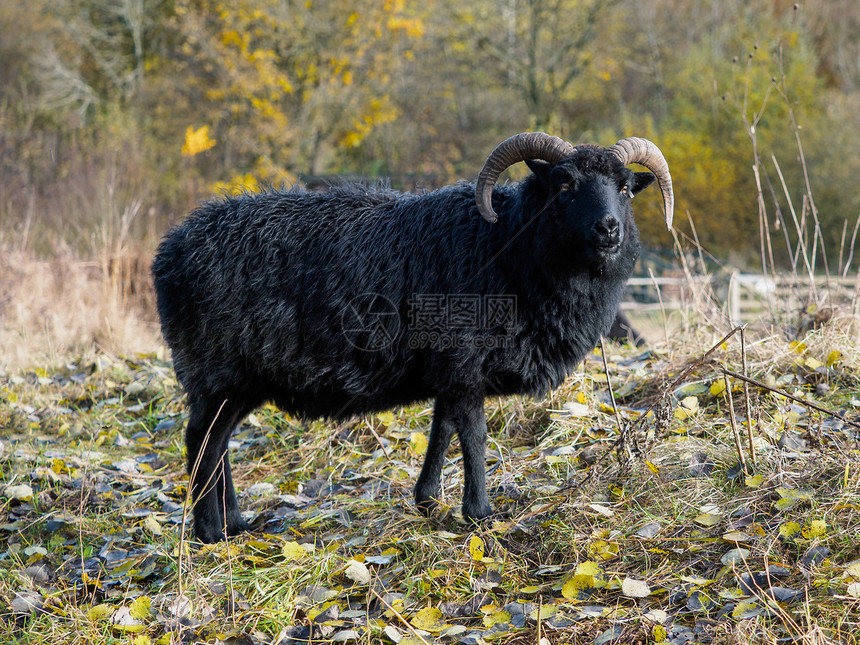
(462, 502, 494, 522)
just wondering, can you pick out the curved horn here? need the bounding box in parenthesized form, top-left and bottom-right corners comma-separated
(608, 137, 674, 229)
(475, 132, 575, 223)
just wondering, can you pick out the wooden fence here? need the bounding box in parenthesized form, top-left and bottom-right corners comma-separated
(620, 273, 860, 325)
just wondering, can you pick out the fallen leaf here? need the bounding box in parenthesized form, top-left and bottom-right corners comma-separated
(282, 541, 307, 561)
(344, 559, 371, 585)
(693, 513, 721, 527)
(779, 521, 802, 540)
(88, 604, 114, 622)
(802, 519, 827, 539)
(411, 606, 447, 633)
(674, 396, 699, 420)
(621, 576, 651, 598)
(111, 606, 146, 633)
(745, 474, 764, 488)
(636, 522, 661, 539)
(142, 515, 162, 536)
(720, 548, 750, 565)
(409, 432, 428, 456)
(4, 484, 34, 501)
(129, 596, 151, 621)
(469, 535, 484, 561)
(722, 531, 752, 543)
(733, 600, 763, 619)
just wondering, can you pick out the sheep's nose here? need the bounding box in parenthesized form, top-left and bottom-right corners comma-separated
(593, 216, 621, 246)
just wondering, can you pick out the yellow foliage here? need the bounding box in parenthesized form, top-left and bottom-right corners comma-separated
(212, 173, 260, 195)
(387, 16, 425, 38)
(181, 125, 216, 157)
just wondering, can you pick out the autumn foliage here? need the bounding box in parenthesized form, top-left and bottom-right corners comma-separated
(2, 0, 860, 265)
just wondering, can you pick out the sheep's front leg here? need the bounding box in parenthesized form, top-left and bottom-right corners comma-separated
(415, 392, 492, 519)
(186, 395, 252, 543)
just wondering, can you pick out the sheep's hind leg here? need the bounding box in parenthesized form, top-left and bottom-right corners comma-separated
(185, 395, 249, 543)
(453, 394, 493, 520)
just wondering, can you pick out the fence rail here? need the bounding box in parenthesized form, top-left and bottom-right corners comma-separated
(621, 273, 860, 324)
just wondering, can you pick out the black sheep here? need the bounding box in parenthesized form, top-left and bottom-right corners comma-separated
(152, 132, 674, 542)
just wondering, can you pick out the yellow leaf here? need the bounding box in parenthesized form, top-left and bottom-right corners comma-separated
(469, 535, 485, 561)
(143, 515, 163, 536)
(561, 575, 589, 600)
(377, 411, 395, 426)
(588, 540, 620, 561)
(181, 125, 216, 157)
(88, 603, 114, 622)
(576, 560, 607, 585)
(129, 596, 151, 621)
(694, 513, 721, 527)
(411, 607, 447, 632)
(779, 521, 802, 540)
(645, 460, 660, 474)
(528, 604, 557, 621)
(803, 519, 827, 539)
(482, 610, 511, 627)
(804, 357, 823, 371)
(732, 600, 761, 618)
(409, 432, 428, 456)
(709, 379, 727, 397)
(774, 497, 798, 512)
(745, 474, 764, 488)
(562, 561, 606, 600)
(674, 396, 699, 420)
(282, 541, 306, 561)
(827, 350, 843, 367)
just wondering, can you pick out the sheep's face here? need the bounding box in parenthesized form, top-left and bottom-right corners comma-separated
(526, 151, 655, 271)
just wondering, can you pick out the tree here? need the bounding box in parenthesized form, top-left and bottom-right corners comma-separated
(447, 0, 618, 134)
(158, 0, 423, 189)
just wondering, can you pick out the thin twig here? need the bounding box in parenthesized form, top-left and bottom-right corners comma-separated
(506, 328, 748, 529)
(724, 373, 747, 475)
(721, 368, 860, 430)
(740, 327, 757, 467)
(367, 421, 392, 462)
(600, 337, 632, 459)
(368, 586, 432, 645)
(179, 399, 227, 597)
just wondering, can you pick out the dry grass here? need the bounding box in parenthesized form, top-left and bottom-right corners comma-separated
(0, 246, 162, 371)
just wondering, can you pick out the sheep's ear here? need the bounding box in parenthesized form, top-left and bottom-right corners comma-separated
(631, 172, 656, 196)
(525, 159, 552, 188)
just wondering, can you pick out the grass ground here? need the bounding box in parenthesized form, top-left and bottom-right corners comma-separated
(1, 313, 859, 645)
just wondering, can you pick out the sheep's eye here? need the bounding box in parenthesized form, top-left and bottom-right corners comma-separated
(559, 183, 572, 193)
(621, 185, 634, 198)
